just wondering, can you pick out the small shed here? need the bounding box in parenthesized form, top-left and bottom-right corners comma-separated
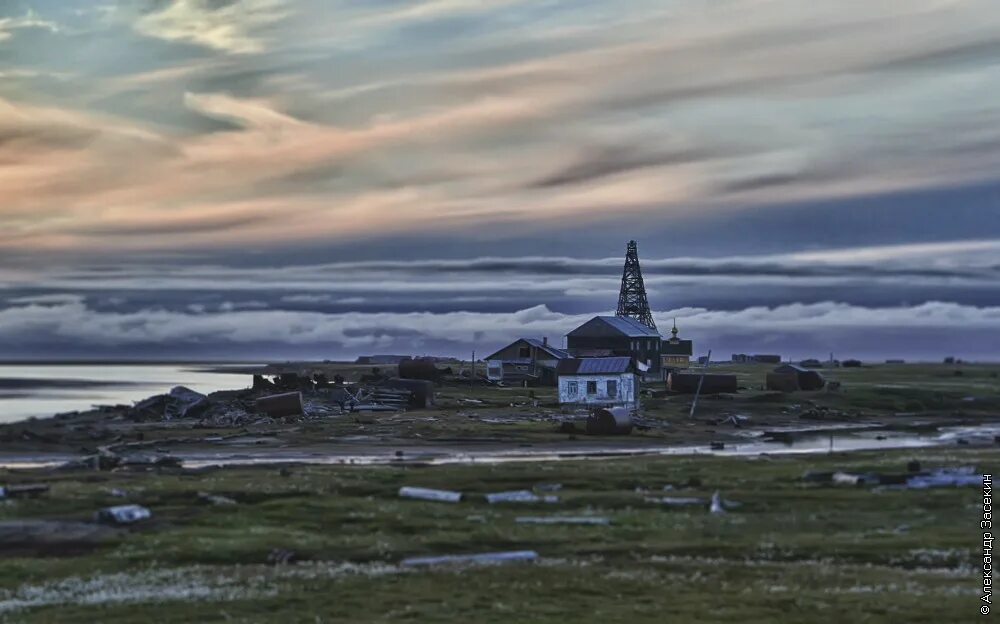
(556, 357, 638, 408)
(667, 372, 739, 394)
(772, 364, 826, 391)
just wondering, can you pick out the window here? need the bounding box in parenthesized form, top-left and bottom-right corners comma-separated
(606, 380, 617, 397)
(518, 346, 530, 358)
(586, 380, 598, 394)
(566, 381, 578, 395)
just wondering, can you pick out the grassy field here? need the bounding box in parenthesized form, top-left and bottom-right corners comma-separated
(0, 446, 989, 623)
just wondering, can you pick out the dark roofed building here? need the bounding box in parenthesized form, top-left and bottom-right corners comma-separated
(566, 316, 663, 376)
(484, 337, 570, 386)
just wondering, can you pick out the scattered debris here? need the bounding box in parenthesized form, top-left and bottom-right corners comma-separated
(401, 550, 539, 567)
(95, 504, 152, 525)
(805, 466, 984, 489)
(198, 492, 237, 506)
(832, 472, 870, 486)
(905, 467, 983, 489)
(515, 516, 610, 526)
(485, 490, 559, 504)
(723, 415, 749, 427)
(398, 486, 464, 503)
(710, 441, 725, 450)
(0, 484, 49, 499)
(709, 491, 725, 514)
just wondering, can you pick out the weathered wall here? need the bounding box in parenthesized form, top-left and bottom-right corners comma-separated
(558, 373, 637, 407)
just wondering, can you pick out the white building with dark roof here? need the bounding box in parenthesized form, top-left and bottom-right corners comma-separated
(555, 356, 638, 408)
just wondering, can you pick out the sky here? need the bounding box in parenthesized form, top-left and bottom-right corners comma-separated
(1, 0, 999, 362)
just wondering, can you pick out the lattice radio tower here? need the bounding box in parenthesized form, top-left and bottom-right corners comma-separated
(616, 240, 657, 331)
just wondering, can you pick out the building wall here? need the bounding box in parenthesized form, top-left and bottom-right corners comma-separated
(567, 335, 661, 373)
(486, 340, 550, 381)
(558, 373, 637, 407)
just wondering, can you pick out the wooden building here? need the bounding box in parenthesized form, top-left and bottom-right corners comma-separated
(661, 321, 693, 368)
(566, 316, 663, 376)
(484, 337, 570, 386)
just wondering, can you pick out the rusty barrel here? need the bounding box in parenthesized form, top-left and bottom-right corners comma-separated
(586, 407, 633, 435)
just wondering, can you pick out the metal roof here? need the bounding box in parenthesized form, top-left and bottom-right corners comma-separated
(522, 338, 571, 359)
(557, 357, 634, 375)
(596, 316, 661, 337)
(484, 338, 571, 362)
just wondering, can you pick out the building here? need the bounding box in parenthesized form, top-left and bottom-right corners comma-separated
(769, 364, 826, 391)
(355, 355, 411, 365)
(483, 337, 570, 386)
(732, 354, 782, 364)
(556, 357, 639, 408)
(661, 321, 693, 368)
(566, 316, 663, 376)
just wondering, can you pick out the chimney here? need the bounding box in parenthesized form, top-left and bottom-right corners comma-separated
(542, 336, 548, 346)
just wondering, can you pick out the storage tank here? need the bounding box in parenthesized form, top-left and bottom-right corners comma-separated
(586, 407, 633, 435)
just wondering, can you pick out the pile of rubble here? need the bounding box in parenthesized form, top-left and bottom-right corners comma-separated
(122, 373, 431, 428)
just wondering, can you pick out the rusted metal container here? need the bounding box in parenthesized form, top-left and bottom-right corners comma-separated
(668, 372, 739, 394)
(255, 392, 304, 418)
(586, 407, 633, 435)
(766, 372, 800, 393)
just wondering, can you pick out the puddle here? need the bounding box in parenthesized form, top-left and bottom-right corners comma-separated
(2, 424, 997, 471)
(178, 423, 999, 469)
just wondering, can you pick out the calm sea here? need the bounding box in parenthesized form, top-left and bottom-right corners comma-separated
(0, 364, 252, 423)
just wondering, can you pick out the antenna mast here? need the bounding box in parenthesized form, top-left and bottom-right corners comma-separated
(616, 240, 657, 330)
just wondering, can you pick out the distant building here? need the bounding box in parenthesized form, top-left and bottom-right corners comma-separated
(732, 354, 782, 364)
(556, 357, 639, 408)
(355, 355, 412, 365)
(566, 316, 663, 376)
(770, 364, 826, 391)
(483, 337, 570, 386)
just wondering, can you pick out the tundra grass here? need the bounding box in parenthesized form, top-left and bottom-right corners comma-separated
(0, 447, 989, 623)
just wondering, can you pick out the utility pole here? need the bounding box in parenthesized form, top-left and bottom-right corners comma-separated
(689, 349, 712, 419)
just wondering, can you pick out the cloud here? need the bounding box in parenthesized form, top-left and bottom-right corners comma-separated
(134, 0, 290, 54)
(0, 10, 60, 41)
(0, 298, 997, 361)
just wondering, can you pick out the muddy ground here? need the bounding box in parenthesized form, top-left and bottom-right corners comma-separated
(1, 363, 997, 468)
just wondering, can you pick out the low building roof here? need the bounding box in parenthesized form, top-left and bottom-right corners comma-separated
(557, 357, 634, 375)
(484, 338, 571, 361)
